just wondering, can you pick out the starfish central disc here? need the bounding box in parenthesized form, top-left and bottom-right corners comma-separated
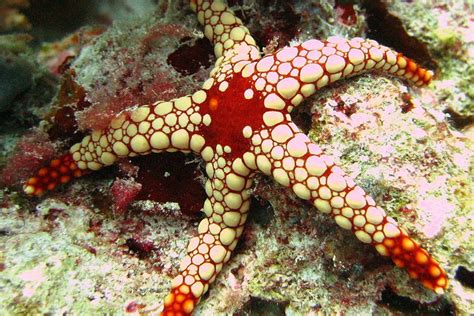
(200, 73, 266, 158)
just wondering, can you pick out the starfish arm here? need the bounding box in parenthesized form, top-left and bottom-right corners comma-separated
(23, 93, 211, 196)
(249, 37, 433, 113)
(161, 154, 253, 315)
(189, 0, 260, 62)
(247, 121, 448, 294)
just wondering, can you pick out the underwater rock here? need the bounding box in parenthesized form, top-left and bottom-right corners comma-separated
(0, 54, 33, 112)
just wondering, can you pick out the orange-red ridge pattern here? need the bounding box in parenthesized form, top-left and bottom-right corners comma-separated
(161, 287, 198, 316)
(396, 53, 433, 86)
(23, 153, 84, 196)
(384, 233, 448, 293)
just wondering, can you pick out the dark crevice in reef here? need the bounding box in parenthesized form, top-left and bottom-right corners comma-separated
(125, 238, 156, 260)
(133, 153, 207, 216)
(248, 196, 275, 227)
(443, 107, 474, 130)
(378, 287, 455, 315)
(231, 0, 301, 50)
(235, 296, 288, 316)
(167, 38, 214, 76)
(455, 266, 474, 289)
(361, 0, 438, 72)
(22, 0, 98, 44)
(291, 103, 313, 134)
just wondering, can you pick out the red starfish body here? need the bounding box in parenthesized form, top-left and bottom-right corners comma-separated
(199, 72, 266, 158)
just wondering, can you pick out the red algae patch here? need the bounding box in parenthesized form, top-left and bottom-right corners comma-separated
(134, 153, 206, 216)
(73, 23, 201, 132)
(1, 131, 56, 187)
(110, 177, 142, 215)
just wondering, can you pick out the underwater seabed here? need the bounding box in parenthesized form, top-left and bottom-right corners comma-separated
(0, 0, 473, 315)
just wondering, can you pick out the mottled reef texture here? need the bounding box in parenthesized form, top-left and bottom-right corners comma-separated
(0, 0, 473, 315)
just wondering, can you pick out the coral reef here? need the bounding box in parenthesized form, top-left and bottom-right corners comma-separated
(0, 0, 472, 315)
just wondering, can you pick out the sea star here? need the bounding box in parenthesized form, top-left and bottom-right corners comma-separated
(23, 0, 448, 314)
